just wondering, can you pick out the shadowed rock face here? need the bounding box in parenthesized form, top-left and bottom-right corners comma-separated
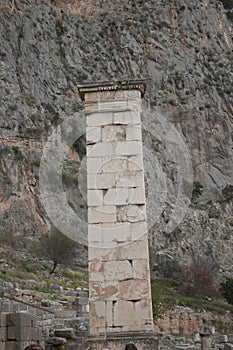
(0, 0, 232, 272)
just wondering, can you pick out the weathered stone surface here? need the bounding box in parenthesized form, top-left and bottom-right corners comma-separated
(119, 279, 150, 300)
(102, 222, 131, 243)
(113, 300, 134, 327)
(224, 344, 233, 350)
(126, 124, 142, 141)
(54, 328, 74, 339)
(86, 112, 113, 127)
(87, 157, 104, 174)
(115, 141, 143, 156)
(113, 111, 141, 124)
(115, 171, 144, 188)
(128, 187, 145, 204)
(88, 206, 116, 224)
(102, 157, 128, 173)
(87, 173, 115, 189)
(102, 125, 126, 142)
(135, 299, 154, 328)
(86, 126, 101, 144)
(46, 337, 67, 345)
(103, 260, 133, 281)
(88, 189, 103, 207)
(103, 188, 129, 206)
(87, 142, 115, 157)
(117, 204, 146, 222)
(128, 155, 144, 171)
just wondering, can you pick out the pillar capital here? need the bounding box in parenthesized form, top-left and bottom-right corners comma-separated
(77, 79, 146, 101)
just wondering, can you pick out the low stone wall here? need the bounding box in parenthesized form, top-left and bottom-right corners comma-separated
(155, 306, 204, 334)
(0, 312, 45, 350)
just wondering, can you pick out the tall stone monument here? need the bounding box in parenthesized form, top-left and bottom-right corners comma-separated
(78, 81, 158, 350)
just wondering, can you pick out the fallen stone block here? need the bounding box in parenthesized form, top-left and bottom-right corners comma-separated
(219, 335, 228, 343)
(46, 337, 67, 345)
(54, 328, 75, 339)
(224, 344, 233, 350)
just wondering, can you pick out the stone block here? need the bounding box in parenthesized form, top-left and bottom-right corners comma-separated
(54, 309, 76, 318)
(130, 222, 148, 240)
(88, 246, 118, 262)
(87, 173, 115, 189)
(117, 239, 149, 260)
(54, 328, 74, 339)
(86, 112, 113, 127)
(87, 157, 104, 174)
(135, 299, 153, 328)
(117, 204, 146, 222)
(4, 342, 18, 350)
(87, 142, 114, 157)
(88, 224, 102, 242)
(102, 157, 128, 173)
(219, 336, 228, 343)
(132, 259, 150, 279)
(7, 313, 36, 328)
(0, 342, 5, 350)
(113, 300, 134, 327)
(89, 261, 105, 282)
(228, 334, 233, 343)
(102, 222, 131, 243)
(119, 280, 150, 300)
(88, 206, 116, 224)
(7, 326, 18, 340)
(103, 260, 132, 281)
(126, 124, 142, 141)
(46, 337, 67, 345)
(106, 300, 113, 327)
(0, 314, 6, 327)
(224, 344, 233, 350)
(115, 141, 142, 156)
(89, 281, 105, 301)
(128, 154, 144, 171)
(116, 171, 144, 188)
(103, 188, 129, 206)
(113, 111, 141, 124)
(88, 190, 103, 206)
(86, 126, 101, 144)
(0, 328, 6, 342)
(128, 187, 145, 204)
(102, 125, 126, 142)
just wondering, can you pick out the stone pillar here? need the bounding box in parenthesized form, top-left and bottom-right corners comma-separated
(78, 81, 158, 350)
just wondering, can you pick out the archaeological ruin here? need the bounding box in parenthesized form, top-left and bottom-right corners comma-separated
(78, 81, 158, 350)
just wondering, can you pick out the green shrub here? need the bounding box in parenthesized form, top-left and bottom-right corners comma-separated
(151, 279, 163, 319)
(192, 181, 203, 202)
(220, 0, 233, 9)
(220, 278, 233, 304)
(62, 171, 79, 187)
(222, 184, 233, 201)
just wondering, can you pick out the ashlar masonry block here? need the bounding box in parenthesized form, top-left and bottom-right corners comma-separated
(88, 206, 116, 224)
(103, 188, 129, 206)
(126, 124, 142, 141)
(87, 189, 103, 207)
(113, 300, 134, 328)
(87, 173, 115, 189)
(102, 125, 126, 142)
(102, 157, 128, 173)
(86, 112, 113, 127)
(86, 126, 101, 144)
(115, 171, 144, 188)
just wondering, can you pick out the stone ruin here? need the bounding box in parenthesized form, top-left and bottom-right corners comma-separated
(78, 80, 158, 350)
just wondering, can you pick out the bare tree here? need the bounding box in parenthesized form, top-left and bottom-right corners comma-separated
(31, 228, 77, 274)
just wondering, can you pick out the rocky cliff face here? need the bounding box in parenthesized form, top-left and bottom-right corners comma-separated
(0, 0, 232, 273)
